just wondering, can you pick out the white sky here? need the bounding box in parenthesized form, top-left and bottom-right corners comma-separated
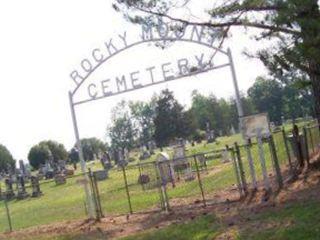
(0, 0, 267, 161)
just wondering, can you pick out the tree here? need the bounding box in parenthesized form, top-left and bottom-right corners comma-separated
(113, 0, 320, 123)
(154, 89, 193, 147)
(0, 144, 15, 173)
(28, 144, 51, 169)
(28, 140, 68, 169)
(39, 140, 68, 162)
(108, 101, 136, 152)
(248, 76, 314, 122)
(248, 77, 283, 123)
(129, 100, 156, 146)
(79, 138, 107, 161)
(69, 148, 79, 164)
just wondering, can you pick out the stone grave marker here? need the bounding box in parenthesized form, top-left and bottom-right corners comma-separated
(31, 176, 42, 197)
(17, 176, 29, 200)
(5, 178, 15, 199)
(93, 170, 108, 181)
(156, 152, 175, 186)
(54, 174, 66, 185)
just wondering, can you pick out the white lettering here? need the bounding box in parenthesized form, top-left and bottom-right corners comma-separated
(92, 48, 104, 63)
(70, 71, 83, 85)
(88, 83, 97, 99)
(162, 62, 174, 81)
(177, 58, 189, 75)
(81, 59, 93, 73)
(190, 26, 205, 42)
(105, 39, 118, 55)
(116, 75, 127, 92)
(118, 31, 128, 47)
(101, 79, 112, 96)
(141, 24, 153, 40)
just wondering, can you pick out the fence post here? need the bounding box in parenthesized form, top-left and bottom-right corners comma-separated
(303, 127, 310, 167)
(193, 155, 206, 207)
(154, 162, 165, 210)
(257, 132, 271, 191)
(93, 174, 103, 219)
(4, 199, 12, 232)
(88, 169, 100, 221)
(293, 124, 304, 168)
(282, 128, 293, 171)
(308, 127, 315, 154)
(245, 139, 257, 190)
(138, 163, 145, 191)
(228, 145, 243, 198)
(157, 161, 170, 212)
(235, 142, 248, 195)
(122, 166, 133, 214)
(269, 136, 283, 189)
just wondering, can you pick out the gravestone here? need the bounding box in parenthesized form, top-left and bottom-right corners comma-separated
(156, 152, 175, 186)
(17, 176, 29, 200)
(57, 160, 66, 173)
(19, 160, 26, 176)
(221, 149, 231, 163)
(230, 125, 236, 135)
(172, 144, 194, 181)
(148, 141, 156, 155)
(5, 178, 15, 199)
(54, 174, 66, 185)
(196, 154, 207, 168)
(117, 150, 128, 168)
(206, 122, 216, 143)
(93, 170, 108, 181)
(172, 144, 188, 171)
(139, 146, 150, 160)
(64, 169, 75, 176)
(100, 152, 112, 170)
(31, 176, 42, 197)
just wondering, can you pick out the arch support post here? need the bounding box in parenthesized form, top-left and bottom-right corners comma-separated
(69, 91, 95, 219)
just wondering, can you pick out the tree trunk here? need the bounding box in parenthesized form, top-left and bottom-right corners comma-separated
(309, 63, 320, 125)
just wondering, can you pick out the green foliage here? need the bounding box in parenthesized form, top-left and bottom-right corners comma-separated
(28, 144, 51, 169)
(78, 138, 107, 161)
(248, 76, 314, 122)
(248, 77, 283, 123)
(190, 90, 255, 135)
(154, 89, 195, 147)
(68, 148, 79, 164)
(108, 101, 136, 152)
(0, 144, 15, 173)
(113, 0, 320, 122)
(39, 140, 68, 162)
(129, 100, 156, 145)
(28, 140, 68, 169)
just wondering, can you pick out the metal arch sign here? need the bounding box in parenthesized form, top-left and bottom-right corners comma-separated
(68, 20, 244, 218)
(69, 22, 238, 106)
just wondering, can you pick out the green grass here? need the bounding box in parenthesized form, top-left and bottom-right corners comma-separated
(16, 200, 320, 240)
(120, 201, 320, 240)
(0, 120, 318, 233)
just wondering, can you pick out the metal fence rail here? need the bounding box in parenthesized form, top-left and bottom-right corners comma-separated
(1, 122, 320, 232)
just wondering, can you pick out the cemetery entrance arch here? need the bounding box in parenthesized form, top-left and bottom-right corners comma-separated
(68, 25, 245, 217)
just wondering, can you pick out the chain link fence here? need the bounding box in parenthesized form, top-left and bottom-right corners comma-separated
(1, 122, 320, 233)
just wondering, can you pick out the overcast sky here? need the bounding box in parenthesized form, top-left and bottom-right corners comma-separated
(0, 0, 267, 161)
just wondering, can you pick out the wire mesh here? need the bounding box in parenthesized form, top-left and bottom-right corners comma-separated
(0, 173, 87, 232)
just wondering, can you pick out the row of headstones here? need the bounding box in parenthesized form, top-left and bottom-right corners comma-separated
(139, 142, 232, 188)
(1, 176, 42, 200)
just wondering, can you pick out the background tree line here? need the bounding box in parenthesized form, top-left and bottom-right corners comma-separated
(107, 76, 314, 152)
(0, 76, 313, 172)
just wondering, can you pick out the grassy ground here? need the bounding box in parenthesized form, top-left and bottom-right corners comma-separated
(120, 201, 320, 240)
(0, 120, 317, 233)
